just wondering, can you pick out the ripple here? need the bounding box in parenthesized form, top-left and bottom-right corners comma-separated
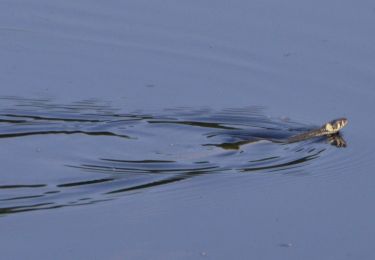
(0, 97, 348, 215)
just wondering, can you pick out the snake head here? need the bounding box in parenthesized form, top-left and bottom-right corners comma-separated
(324, 118, 348, 134)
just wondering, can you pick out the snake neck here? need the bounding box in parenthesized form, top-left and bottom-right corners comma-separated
(286, 128, 328, 143)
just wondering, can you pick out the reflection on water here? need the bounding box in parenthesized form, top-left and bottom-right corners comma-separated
(0, 97, 347, 215)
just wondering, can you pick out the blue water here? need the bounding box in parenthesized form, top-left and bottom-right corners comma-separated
(0, 0, 374, 259)
(0, 100, 347, 214)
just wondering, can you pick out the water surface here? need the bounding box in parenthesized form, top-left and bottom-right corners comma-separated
(0, 0, 374, 259)
(0, 98, 347, 214)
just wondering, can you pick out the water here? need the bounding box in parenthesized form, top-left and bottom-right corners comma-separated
(0, 98, 347, 214)
(0, 0, 374, 259)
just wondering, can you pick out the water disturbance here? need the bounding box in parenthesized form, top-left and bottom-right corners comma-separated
(0, 97, 347, 215)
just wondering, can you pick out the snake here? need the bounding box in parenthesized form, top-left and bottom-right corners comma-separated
(206, 118, 348, 150)
(286, 117, 348, 143)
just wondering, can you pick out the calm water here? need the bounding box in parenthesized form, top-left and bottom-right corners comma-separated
(0, 0, 374, 259)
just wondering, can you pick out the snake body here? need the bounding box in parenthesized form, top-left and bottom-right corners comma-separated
(209, 118, 348, 150)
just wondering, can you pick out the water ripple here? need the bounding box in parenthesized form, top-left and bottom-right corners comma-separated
(0, 97, 347, 215)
